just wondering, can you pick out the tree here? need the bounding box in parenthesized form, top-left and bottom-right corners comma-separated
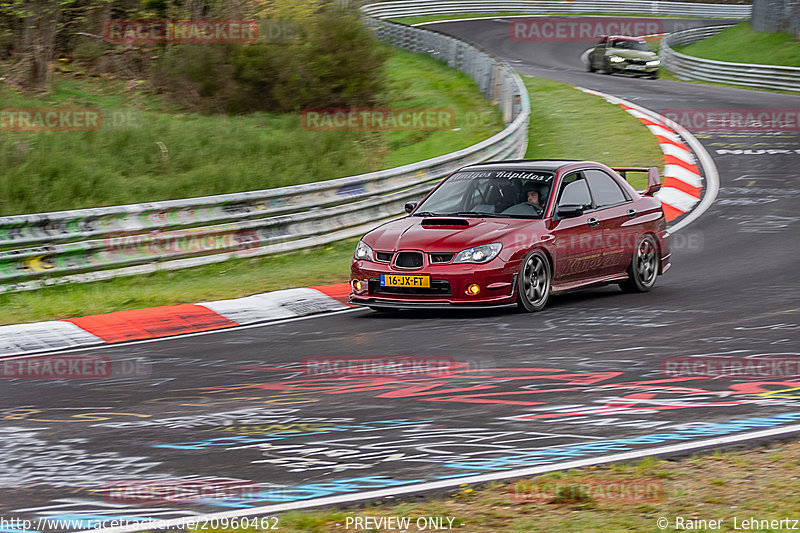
(0, 0, 113, 90)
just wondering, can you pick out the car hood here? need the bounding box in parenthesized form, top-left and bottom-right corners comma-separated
(607, 49, 657, 60)
(364, 216, 545, 253)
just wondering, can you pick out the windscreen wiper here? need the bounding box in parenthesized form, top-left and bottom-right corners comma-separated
(451, 211, 506, 218)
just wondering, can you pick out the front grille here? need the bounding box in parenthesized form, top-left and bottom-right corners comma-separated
(394, 251, 423, 268)
(370, 278, 451, 296)
(375, 251, 393, 262)
(429, 253, 454, 264)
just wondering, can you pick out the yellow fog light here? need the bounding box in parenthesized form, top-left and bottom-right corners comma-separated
(466, 284, 481, 295)
(353, 280, 363, 291)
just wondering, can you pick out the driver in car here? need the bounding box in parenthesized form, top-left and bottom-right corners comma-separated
(525, 187, 542, 208)
(500, 182, 548, 215)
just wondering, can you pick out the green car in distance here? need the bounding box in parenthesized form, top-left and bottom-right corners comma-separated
(587, 35, 660, 79)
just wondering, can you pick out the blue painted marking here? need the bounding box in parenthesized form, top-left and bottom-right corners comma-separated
(443, 413, 800, 471)
(205, 476, 425, 508)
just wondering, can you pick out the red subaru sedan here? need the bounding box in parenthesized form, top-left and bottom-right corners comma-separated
(349, 160, 671, 312)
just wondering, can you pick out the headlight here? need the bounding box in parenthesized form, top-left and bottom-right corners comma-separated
(354, 240, 374, 261)
(609, 55, 625, 63)
(646, 59, 660, 66)
(453, 243, 502, 264)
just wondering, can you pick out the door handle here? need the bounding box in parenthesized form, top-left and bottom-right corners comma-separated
(587, 217, 600, 227)
(627, 209, 638, 218)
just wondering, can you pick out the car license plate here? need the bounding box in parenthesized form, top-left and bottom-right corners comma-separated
(381, 274, 430, 288)
(628, 64, 646, 71)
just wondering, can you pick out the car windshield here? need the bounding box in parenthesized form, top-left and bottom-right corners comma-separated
(611, 40, 650, 51)
(413, 170, 555, 219)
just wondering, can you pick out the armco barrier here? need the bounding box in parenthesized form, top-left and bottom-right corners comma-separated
(361, 0, 751, 19)
(0, 15, 530, 293)
(660, 25, 800, 93)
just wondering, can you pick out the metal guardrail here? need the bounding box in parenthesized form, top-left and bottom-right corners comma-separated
(0, 15, 530, 293)
(362, 0, 752, 19)
(660, 25, 800, 92)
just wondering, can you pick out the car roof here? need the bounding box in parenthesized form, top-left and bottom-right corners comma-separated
(459, 159, 587, 172)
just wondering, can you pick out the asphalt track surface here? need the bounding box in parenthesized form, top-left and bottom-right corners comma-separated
(1, 16, 800, 532)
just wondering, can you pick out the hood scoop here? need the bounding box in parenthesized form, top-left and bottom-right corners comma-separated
(421, 218, 470, 228)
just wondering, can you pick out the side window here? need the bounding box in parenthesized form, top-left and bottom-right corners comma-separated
(585, 169, 629, 208)
(557, 172, 592, 209)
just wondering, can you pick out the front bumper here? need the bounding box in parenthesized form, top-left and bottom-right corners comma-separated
(611, 61, 658, 74)
(350, 259, 518, 308)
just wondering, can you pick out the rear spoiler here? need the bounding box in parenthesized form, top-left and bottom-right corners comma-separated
(612, 167, 661, 196)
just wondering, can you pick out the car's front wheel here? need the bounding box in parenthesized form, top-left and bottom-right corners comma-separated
(587, 57, 596, 72)
(517, 250, 551, 312)
(620, 234, 658, 293)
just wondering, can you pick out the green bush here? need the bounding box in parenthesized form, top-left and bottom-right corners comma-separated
(270, 8, 389, 111)
(150, 43, 236, 112)
(149, 7, 388, 113)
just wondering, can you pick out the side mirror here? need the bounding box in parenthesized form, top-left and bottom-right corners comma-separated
(404, 202, 417, 214)
(556, 204, 584, 219)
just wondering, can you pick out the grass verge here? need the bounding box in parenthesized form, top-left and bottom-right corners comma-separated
(0, 47, 502, 216)
(0, 76, 664, 325)
(523, 77, 663, 190)
(674, 22, 800, 67)
(186, 438, 800, 532)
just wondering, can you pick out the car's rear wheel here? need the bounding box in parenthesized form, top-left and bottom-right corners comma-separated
(620, 234, 658, 293)
(517, 250, 551, 312)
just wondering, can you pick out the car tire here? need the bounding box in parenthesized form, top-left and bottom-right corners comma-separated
(602, 61, 613, 75)
(649, 70, 659, 79)
(516, 250, 551, 312)
(620, 234, 659, 293)
(587, 59, 596, 72)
